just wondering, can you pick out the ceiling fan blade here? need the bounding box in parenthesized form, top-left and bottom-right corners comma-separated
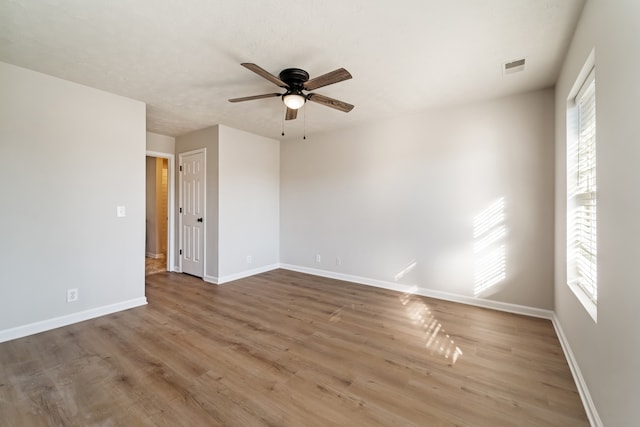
(241, 63, 288, 88)
(228, 93, 282, 103)
(307, 93, 354, 112)
(304, 68, 352, 91)
(285, 108, 298, 120)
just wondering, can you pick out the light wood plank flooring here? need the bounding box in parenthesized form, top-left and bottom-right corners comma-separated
(0, 270, 588, 426)
(145, 255, 166, 276)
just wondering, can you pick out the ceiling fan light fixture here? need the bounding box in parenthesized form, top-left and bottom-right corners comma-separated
(282, 93, 306, 110)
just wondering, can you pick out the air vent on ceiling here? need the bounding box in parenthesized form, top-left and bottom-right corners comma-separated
(503, 58, 525, 75)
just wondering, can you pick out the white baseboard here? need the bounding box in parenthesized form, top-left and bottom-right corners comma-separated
(0, 297, 148, 344)
(552, 314, 602, 427)
(278, 264, 554, 319)
(145, 252, 164, 259)
(203, 274, 219, 285)
(208, 264, 280, 285)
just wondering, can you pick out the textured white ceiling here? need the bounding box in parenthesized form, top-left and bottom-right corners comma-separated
(0, 0, 585, 139)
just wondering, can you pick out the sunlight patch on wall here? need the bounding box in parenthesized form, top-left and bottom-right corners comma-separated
(473, 198, 507, 296)
(394, 260, 417, 281)
(399, 288, 463, 366)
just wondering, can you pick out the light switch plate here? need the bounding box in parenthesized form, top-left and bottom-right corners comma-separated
(116, 206, 126, 217)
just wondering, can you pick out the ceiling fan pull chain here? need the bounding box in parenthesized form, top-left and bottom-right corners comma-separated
(282, 105, 285, 136)
(303, 105, 306, 140)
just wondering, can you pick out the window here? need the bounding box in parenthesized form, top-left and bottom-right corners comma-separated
(567, 66, 597, 320)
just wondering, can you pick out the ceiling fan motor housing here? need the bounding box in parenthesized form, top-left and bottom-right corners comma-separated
(279, 68, 309, 93)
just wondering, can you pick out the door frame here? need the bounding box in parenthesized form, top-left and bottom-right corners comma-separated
(146, 150, 176, 272)
(177, 148, 207, 276)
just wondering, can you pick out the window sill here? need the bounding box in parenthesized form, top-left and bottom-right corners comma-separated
(568, 281, 597, 323)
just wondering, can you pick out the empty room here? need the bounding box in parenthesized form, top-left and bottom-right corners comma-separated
(0, 1, 638, 425)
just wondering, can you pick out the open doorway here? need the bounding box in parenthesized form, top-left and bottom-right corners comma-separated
(145, 151, 175, 276)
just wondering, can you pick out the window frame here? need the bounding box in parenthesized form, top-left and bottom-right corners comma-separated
(566, 61, 597, 322)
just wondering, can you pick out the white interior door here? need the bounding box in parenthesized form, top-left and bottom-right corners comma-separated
(180, 151, 205, 277)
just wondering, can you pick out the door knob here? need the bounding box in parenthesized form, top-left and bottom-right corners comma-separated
(197, 217, 203, 222)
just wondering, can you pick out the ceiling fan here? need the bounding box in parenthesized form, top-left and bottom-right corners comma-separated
(228, 63, 354, 120)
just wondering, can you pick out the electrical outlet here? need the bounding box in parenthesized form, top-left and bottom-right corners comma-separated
(247, 255, 252, 264)
(67, 288, 78, 303)
(336, 257, 342, 266)
(316, 254, 321, 263)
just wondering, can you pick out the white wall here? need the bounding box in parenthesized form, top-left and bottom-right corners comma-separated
(174, 125, 280, 282)
(146, 131, 175, 155)
(218, 125, 280, 280)
(281, 89, 555, 309)
(0, 61, 147, 337)
(554, 1, 640, 425)
(176, 126, 219, 278)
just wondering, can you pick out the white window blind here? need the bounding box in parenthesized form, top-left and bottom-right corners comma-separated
(569, 68, 597, 304)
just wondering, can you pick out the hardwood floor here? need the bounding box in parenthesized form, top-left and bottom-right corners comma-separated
(145, 255, 166, 276)
(0, 270, 588, 426)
